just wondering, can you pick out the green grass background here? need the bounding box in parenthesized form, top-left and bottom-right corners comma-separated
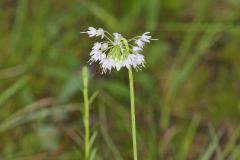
(0, 0, 240, 159)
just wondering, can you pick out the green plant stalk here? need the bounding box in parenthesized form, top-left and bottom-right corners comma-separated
(83, 72, 90, 160)
(128, 68, 138, 160)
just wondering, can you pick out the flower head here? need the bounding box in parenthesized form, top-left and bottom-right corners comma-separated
(81, 27, 156, 73)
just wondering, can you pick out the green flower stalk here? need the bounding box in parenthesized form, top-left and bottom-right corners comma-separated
(82, 67, 90, 160)
(81, 27, 157, 160)
(128, 67, 138, 160)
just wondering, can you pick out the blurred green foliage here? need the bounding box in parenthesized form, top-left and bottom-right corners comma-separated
(0, 0, 240, 159)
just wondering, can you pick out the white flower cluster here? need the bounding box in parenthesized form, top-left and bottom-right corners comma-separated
(81, 27, 156, 73)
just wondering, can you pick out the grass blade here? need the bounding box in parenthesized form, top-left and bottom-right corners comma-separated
(176, 115, 201, 160)
(0, 77, 28, 106)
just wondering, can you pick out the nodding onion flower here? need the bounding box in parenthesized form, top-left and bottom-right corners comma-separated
(81, 27, 157, 74)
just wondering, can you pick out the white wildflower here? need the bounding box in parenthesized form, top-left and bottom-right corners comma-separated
(122, 58, 131, 69)
(135, 53, 145, 66)
(115, 61, 123, 71)
(82, 27, 105, 38)
(100, 58, 115, 73)
(96, 28, 105, 39)
(113, 33, 123, 45)
(134, 32, 152, 48)
(89, 50, 105, 63)
(140, 32, 151, 43)
(92, 42, 102, 50)
(135, 39, 145, 48)
(127, 54, 137, 68)
(81, 27, 156, 73)
(86, 27, 97, 37)
(127, 53, 145, 69)
(132, 46, 143, 54)
(101, 43, 108, 50)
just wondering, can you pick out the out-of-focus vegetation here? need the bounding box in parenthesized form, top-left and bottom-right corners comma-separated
(0, 0, 240, 159)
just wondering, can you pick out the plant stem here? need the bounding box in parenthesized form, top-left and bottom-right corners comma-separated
(83, 69, 90, 160)
(128, 68, 138, 160)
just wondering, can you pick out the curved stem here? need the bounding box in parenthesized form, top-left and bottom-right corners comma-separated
(103, 45, 115, 54)
(105, 31, 114, 38)
(103, 31, 114, 43)
(128, 68, 138, 160)
(104, 35, 114, 44)
(128, 37, 139, 42)
(121, 38, 130, 55)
